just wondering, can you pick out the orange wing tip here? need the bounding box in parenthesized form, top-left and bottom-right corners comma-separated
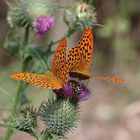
(86, 26, 93, 30)
(59, 37, 67, 46)
(10, 73, 23, 80)
(85, 26, 93, 33)
(10, 73, 16, 79)
(109, 78, 125, 83)
(62, 36, 67, 41)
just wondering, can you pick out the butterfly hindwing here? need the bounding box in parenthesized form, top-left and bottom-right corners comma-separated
(95, 76, 125, 83)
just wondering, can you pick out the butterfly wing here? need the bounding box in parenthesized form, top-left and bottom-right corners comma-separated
(10, 37, 68, 89)
(95, 76, 125, 83)
(51, 37, 69, 86)
(67, 27, 93, 79)
(10, 72, 62, 89)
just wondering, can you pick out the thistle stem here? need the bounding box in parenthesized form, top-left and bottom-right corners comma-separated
(0, 123, 40, 140)
(32, 49, 48, 70)
(0, 124, 17, 130)
(4, 27, 30, 140)
(87, 0, 93, 5)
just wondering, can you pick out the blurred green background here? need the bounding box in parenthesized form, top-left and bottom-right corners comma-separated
(0, 0, 140, 140)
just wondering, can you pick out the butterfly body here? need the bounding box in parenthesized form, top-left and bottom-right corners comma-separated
(69, 80, 83, 94)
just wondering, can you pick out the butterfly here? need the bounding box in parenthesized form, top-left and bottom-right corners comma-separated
(10, 37, 69, 89)
(67, 27, 125, 83)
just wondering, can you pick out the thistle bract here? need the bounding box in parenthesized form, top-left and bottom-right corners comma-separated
(39, 98, 79, 137)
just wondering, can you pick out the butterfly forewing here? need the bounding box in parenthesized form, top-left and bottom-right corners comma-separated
(67, 27, 125, 83)
(10, 72, 62, 89)
(78, 27, 93, 70)
(10, 37, 69, 89)
(67, 27, 94, 79)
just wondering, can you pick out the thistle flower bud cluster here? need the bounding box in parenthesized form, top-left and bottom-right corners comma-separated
(6, 91, 81, 139)
(7, 0, 57, 35)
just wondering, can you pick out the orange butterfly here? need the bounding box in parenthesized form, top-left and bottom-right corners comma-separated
(10, 37, 69, 89)
(67, 27, 125, 83)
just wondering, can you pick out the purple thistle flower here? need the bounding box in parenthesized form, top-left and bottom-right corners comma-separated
(54, 78, 91, 101)
(34, 15, 54, 36)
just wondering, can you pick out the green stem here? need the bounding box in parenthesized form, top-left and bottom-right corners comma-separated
(32, 49, 48, 70)
(87, 0, 93, 5)
(26, 130, 40, 140)
(4, 27, 30, 140)
(66, 25, 77, 37)
(0, 124, 40, 140)
(0, 124, 17, 130)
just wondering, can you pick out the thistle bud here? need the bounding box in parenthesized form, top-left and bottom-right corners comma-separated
(8, 106, 38, 132)
(39, 98, 79, 137)
(66, 2, 97, 30)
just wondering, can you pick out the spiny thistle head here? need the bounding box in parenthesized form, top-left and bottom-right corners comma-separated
(7, 0, 57, 34)
(54, 78, 91, 101)
(39, 98, 79, 137)
(66, 2, 97, 30)
(8, 106, 38, 131)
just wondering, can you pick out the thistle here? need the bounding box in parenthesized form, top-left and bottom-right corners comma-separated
(75, 2, 97, 23)
(39, 97, 79, 138)
(7, 106, 38, 132)
(54, 78, 91, 101)
(39, 78, 91, 139)
(7, 0, 57, 35)
(33, 15, 54, 36)
(38, 78, 91, 139)
(65, 1, 97, 31)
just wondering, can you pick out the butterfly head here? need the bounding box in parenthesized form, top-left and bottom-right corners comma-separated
(54, 78, 91, 101)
